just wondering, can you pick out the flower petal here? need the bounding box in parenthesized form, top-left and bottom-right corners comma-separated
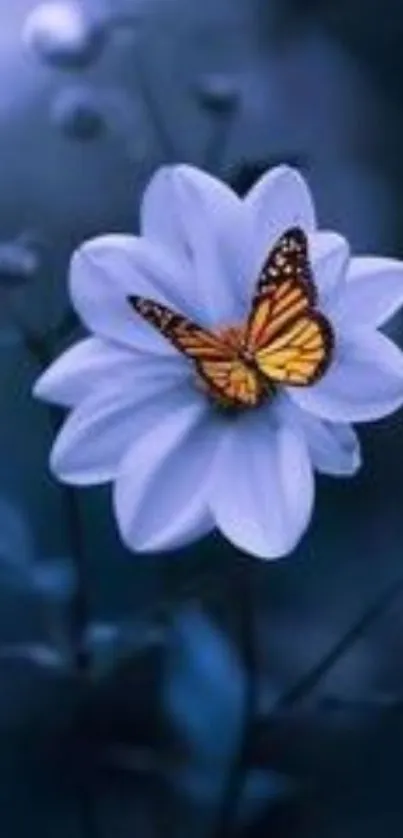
(289, 328, 403, 423)
(208, 404, 314, 560)
(50, 374, 196, 486)
(33, 337, 187, 408)
(141, 164, 246, 325)
(70, 234, 203, 355)
(286, 399, 361, 476)
(308, 420, 361, 476)
(331, 256, 403, 329)
(244, 165, 316, 283)
(114, 397, 220, 553)
(309, 231, 350, 307)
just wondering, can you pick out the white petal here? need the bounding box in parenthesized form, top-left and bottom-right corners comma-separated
(114, 397, 220, 553)
(286, 400, 361, 476)
(309, 231, 350, 306)
(141, 164, 247, 325)
(208, 404, 314, 560)
(50, 373, 196, 486)
(309, 421, 361, 476)
(332, 256, 403, 329)
(289, 328, 403, 423)
(244, 165, 316, 283)
(69, 234, 202, 355)
(34, 337, 187, 408)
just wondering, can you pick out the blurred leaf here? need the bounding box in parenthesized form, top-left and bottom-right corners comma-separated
(0, 642, 64, 668)
(163, 606, 245, 833)
(85, 619, 166, 679)
(235, 768, 293, 829)
(0, 499, 76, 607)
(74, 620, 166, 756)
(0, 499, 34, 586)
(0, 238, 41, 286)
(0, 642, 77, 730)
(32, 557, 76, 601)
(165, 607, 244, 763)
(0, 325, 21, 348)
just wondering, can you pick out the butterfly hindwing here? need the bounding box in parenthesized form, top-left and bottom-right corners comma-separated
(197, 358, 264, 407)
(255, 310, 334, 385)
(245, 227, 333, 386)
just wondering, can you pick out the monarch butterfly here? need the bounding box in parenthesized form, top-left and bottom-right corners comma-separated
(128, 227, 334, 409)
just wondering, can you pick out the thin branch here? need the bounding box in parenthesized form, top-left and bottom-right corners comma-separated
(274, 575, 403, 712)
(15, 324, 98, 836)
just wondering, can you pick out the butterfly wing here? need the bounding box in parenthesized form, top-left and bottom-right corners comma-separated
(245, 228, 333, 386)
(128, 295, 262, 406)
(197, 358, 264, 406)
(254, 310, 334, 385)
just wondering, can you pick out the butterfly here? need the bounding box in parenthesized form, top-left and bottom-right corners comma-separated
(128, 227, 334, 409)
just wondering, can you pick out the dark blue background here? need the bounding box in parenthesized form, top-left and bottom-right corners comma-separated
(1, 1, 403, 835)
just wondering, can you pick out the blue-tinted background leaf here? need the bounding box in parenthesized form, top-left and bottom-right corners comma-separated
(164, 606, 246, 835)
(0, 498, 33, 584)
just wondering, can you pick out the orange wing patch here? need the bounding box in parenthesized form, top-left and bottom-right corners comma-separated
(245, 228, 333, 386)
(129, 296, 228, 358)
(197, 358, 265, 407)
(128, 296, 264, 407)
(255, 311, 333, 385)
(129, 227, 333, 405)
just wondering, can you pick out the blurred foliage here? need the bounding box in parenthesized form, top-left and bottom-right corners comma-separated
(0, 0, 403, 836)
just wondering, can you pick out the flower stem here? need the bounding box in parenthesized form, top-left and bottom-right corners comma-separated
(132, 40, 179, 161)
(21, 320, 92, 675)
(202, 106, 237, 175)
(53, 439, 91, 673)
(14, 322, 97, 831)
(214, 559, 259, 837)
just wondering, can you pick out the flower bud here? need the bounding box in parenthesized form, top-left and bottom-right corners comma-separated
(22, 1, 104, 70)
(51, 86, 106, 141)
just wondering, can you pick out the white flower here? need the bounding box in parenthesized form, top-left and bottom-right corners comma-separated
(34, 165, 403, 559)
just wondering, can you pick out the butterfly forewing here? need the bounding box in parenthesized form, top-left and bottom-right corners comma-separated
(255, 226, 314, 299)
(245, 227, 334, 386)
(129, 296, 228, 358)
(128, 295, 262, 406)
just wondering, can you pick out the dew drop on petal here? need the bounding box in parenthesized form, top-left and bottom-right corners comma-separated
(22, 1, 104, 70)
(51, 86, 106, 141)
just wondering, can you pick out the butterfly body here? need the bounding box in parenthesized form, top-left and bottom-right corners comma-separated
(129, 228, 334, 410)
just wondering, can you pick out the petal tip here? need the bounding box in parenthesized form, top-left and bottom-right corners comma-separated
(32, 370, 63, 405)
